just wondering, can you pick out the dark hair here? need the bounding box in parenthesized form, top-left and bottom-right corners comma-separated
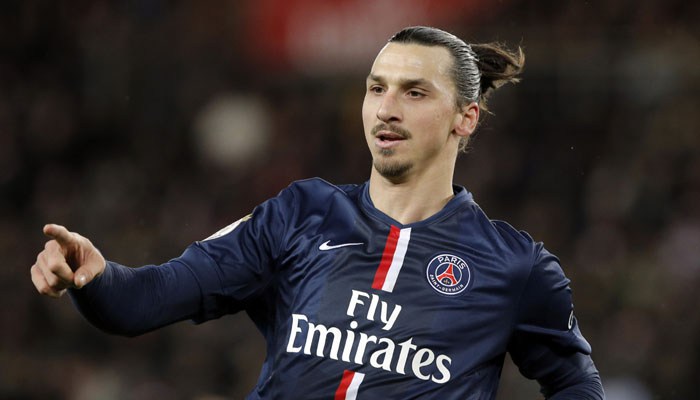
(389, 26, 524, 151)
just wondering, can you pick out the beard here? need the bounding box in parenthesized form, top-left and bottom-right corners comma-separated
(370, 123, 414, 179)
(373, 151, 414, 178)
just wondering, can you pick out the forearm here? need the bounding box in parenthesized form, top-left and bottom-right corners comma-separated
(536, 352, 605, 400)
(547, 372, 604, 399)
(510, 331, 605, 400)
(69, 259, 204, 337)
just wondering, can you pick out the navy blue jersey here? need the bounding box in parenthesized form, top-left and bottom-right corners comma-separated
(71, 178, 603, 399)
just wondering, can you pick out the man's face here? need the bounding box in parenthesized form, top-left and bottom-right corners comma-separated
(362, 42, 464, 180)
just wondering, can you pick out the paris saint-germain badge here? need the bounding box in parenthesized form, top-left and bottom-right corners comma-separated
(426, 254, 471, 296)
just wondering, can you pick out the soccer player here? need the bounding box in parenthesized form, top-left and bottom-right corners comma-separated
(31, 26, 604, 399)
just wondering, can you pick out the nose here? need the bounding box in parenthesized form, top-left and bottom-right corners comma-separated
(376, 91, 402, 123)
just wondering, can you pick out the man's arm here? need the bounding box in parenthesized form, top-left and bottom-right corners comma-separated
(68, 259, 206, 336)
(30, 224, 206, 336)
(31, 185, 296, 336)
(509, 243, 605, 399)
(509, 331, 604, 399)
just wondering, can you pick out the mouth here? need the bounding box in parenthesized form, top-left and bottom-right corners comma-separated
(372, 125, 410, 150)
(375, 130, 406, 149)
(377, 130, 405, 141)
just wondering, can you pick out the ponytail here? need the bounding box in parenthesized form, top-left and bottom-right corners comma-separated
(472, 43, 525, 112)
(388, 26, 525, 151)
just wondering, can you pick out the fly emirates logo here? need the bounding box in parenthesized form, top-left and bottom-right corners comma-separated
(286, 290, 452, 384)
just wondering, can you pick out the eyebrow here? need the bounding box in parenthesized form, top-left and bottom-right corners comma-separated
(366, 74, 433, 90)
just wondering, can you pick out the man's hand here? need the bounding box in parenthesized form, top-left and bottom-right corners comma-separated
(31, 224, 106, 298)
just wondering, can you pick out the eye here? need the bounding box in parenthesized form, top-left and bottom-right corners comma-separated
(407, 90, 425, 98)
(369, 85, 385, 95)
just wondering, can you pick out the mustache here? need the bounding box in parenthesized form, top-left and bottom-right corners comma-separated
(371, 123, 412, 139)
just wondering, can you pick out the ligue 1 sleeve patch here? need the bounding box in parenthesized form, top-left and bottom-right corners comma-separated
(426, 254, 471, 296)
(202, 214, 252, 241)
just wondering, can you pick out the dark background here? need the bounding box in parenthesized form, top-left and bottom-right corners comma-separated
(1, 1, 699, 399)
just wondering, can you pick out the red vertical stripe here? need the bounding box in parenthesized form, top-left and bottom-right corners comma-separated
(372, 225, 400, 290)
(334, 370, 355, 400)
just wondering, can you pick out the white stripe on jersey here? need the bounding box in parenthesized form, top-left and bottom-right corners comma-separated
(382, 227, 411, 293)
(345, 371, 365, 400)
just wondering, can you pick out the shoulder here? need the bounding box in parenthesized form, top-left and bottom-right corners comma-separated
(285, 177, 361, 198)
(490, 219, 539, 258)
(460, 201, 565, 293)
(262, 178, 362, 221)
(465, 200, 539, 263)
(487, 218, 560, 275)
(483, 219, 570, 310)
(279, 178, 362, 208)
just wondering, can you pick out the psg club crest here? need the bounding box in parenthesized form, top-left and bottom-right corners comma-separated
(426, 254, 471, 296)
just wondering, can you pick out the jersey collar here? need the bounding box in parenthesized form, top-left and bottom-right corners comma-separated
(359, 181, 474, 228)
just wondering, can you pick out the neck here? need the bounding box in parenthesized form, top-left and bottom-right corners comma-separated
(368, 164, 456, 225)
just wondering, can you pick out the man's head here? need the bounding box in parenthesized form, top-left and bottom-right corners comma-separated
(363, 41, 470, 181)
(362, 26, 524, 182)
(388, 26, 481, 111)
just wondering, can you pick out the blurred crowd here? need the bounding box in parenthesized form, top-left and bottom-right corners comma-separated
(1, 1, 699, 399)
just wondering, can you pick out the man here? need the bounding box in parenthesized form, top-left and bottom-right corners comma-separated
(31, 26, 604, 399)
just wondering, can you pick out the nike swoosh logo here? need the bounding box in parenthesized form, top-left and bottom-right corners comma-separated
(318, 240, 364, 251)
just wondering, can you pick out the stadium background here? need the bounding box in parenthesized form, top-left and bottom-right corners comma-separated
(1, 1, 699, 398)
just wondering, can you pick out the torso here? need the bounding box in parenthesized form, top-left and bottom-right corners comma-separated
(247, 179, 534, 399)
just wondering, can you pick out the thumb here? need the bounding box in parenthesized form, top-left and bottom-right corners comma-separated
(72, 269, 89, 289)
(43, 224, 76, 249)
(72, 260, 104, 289)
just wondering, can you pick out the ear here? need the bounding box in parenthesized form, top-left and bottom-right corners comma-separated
(452, 102, 479, 139)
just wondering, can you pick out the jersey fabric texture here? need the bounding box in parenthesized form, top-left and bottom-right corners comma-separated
(70, 178, 603, 399)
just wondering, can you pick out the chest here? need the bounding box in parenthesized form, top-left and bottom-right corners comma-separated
(278, 218, 528, 352)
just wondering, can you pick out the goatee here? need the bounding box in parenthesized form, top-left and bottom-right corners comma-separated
(371, 123, 413, 178)
(373, 155, 413, 178)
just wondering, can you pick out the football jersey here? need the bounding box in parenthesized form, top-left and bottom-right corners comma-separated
(73, 178, 599, 399)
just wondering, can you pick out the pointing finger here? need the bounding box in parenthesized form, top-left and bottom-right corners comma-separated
(43, 224, 75, 248)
